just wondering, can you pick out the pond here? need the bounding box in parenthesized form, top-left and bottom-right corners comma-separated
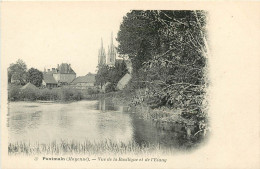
(7, 99, 192, 151)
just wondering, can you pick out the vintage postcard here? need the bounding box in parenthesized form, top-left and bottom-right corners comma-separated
(1, 1, 260, 169)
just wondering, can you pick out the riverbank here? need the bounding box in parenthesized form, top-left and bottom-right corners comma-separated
(104, 91, 209, 143)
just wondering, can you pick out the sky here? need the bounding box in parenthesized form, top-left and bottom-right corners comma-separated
(1, 2, 130, 76)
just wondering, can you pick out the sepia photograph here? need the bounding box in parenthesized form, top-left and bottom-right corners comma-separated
(7, 8, 209, 155)
(1, 1, 260, 169)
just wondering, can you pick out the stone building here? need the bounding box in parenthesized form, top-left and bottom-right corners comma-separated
(44, 63, 76, 86)
(53, 63, 76, 84)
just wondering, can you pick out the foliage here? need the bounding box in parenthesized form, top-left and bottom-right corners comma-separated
(8, 59, 27, 85)
(95, 65, 109, 88)
(95, 60, 128, 92)
(86, 88, 99, 95)
(105, 82, 115, 93)
(27, 68, 43, 87)
(108, 60, 128, 85)
(8, 84, 22, 101)
(19, 88, 40, 101)
(117, 10, 209, 133)
(58, 87, 83, 101)
(8, 86, 83, 101)
(38, 88, 59, 100)
(117, 11, 162, 72)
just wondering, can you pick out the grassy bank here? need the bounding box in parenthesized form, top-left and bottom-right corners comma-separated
(8, 140, 168, 155)
(105, 91, 208, 140)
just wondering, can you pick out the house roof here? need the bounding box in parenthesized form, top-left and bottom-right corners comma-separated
(21, 82, 38, 90)
(43, 74, 58, 84)
(57, 63, 76, 74)
(72, 73, 96, 84)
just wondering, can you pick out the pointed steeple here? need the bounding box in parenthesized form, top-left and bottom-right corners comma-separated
(98, 38, 106, 65)
(101, 38, 103, 48)
(106, 32, 116, 66)
(110, 32, 113, 47)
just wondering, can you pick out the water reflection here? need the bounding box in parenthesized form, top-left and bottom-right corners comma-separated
(97, 99, 119, 111)
(96, 101, 133, 143)
(8, 99, 194, 149)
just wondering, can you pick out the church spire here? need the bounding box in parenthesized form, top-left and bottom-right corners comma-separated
(110, 32, 113, 47)
(106, 32, 116, 66)
(101, 38, 103, 48)
(98, 38, 106, 65)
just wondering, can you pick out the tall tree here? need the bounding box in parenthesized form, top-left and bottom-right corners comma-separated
(117, 10, 209, 132)
(95, 60, 128, 90)
(95, 65, 109, 88)
(27, 68, 43, 87)
(8, 59, 27, 85)
(117, 11, 162, 72)
(108, 60, 128, 85)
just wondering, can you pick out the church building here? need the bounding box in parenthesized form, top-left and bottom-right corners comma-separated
(98, 32, 116, 66)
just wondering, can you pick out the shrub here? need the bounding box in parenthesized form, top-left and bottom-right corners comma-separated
(19, 88, 40, 101)
(59, 87, 82, 101)
(8, 84, 85, 102)
(39, 88, 59, 100)
(8, 84, 21, 101)
(105, 83, 115, 93)
(87, 88, 99, 95)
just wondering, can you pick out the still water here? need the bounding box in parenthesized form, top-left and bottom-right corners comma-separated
(7, 100, 189, 149)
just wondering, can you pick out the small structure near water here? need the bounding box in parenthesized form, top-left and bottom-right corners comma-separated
(116, 59, 133, 90)
(116, 73, 132, 90)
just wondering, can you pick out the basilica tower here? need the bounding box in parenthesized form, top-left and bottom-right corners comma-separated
(98, 38, 106, 66)
(106, 32, 116, 66)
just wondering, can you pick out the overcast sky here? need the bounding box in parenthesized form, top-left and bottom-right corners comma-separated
(2, 2, 130, 76)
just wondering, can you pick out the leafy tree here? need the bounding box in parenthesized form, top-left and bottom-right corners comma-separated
(95, 65, 109, 88)
(117, 11, 162, 72)
(117, 10, 209, 134)
(27, 68, 43, 87)
(95, 60, 128, 92)
(108, 60, 128, 85)
(8, 59, 27, 85)
(141, 11, 209, 111)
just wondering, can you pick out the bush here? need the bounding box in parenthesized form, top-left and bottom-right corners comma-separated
(105, 83, 115, 93)
(87, 88, 99, 95)
(58, 87, 82, 101)
(8, 84, 22, 101)
(8, 84, 85, 102)
(19, 88, 40, 101)
(38, 88, 59, 100)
